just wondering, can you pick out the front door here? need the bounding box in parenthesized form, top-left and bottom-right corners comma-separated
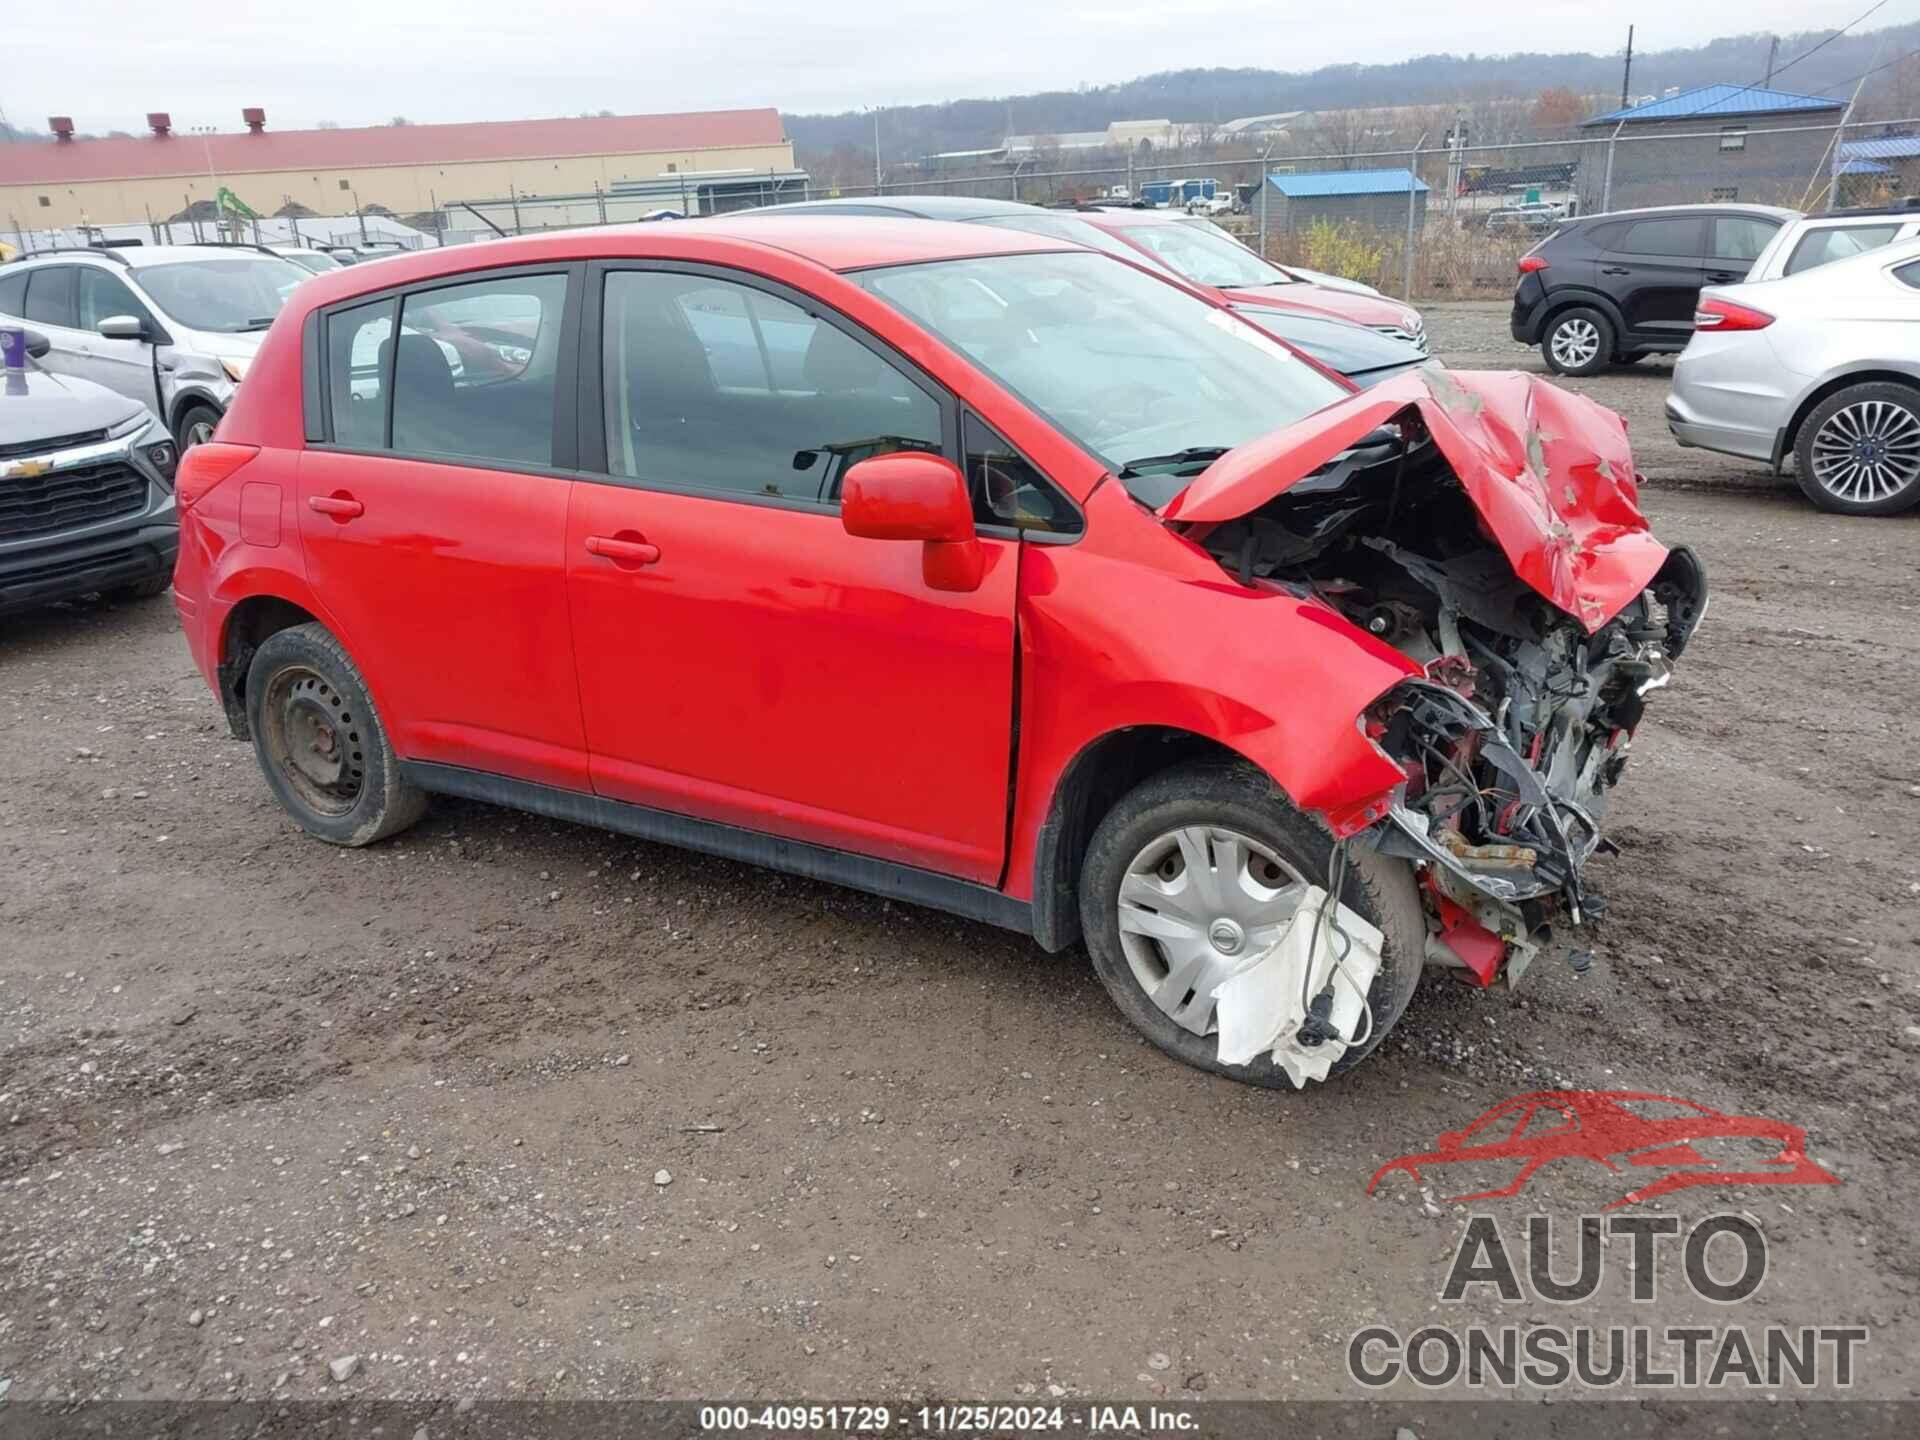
(299, 269, 589, 790)
(73, 265, 164, 413)
(1601, 214, 1707, 343)
(565, 266, 1018, 882)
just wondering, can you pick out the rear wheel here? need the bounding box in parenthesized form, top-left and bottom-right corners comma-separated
(1541, 307, 1614, 376)
(1077, 759, 1425, 1089)
(245, 623, 426, 846)
(1794, 382, 1920, 516)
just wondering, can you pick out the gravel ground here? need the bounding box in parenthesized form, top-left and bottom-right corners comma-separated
(2, 303, 1917, 1408)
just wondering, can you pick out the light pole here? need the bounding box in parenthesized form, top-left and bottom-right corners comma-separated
(869, 107, 883, 194)
(1257, 136, 1277, 260)
(1403, 130, 1428, 303)
(190, 124, 220, 239)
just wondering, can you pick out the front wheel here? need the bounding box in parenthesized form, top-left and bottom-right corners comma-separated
(245, 623, 426, 846)
(174, 403, 221, 452)
(1794, 382, 1920, 516)
(1077, 759, 1425, 1089)
(1541, 307, 1614, 377)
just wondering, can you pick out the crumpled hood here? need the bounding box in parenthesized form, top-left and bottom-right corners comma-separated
(1159, 368, 1671, 632)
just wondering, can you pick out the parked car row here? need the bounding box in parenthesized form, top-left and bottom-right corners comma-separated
(1508, 197, 1920, 516)
(142, 202, 1699, 1094)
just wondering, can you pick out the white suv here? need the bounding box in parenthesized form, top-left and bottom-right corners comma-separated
(0, 243, 312, 449)
(1745, 206, 1920, 283)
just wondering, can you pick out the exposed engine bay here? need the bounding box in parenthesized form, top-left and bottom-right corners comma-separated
(1185, 413, 1708, 983)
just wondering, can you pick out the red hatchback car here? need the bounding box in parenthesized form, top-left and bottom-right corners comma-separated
(172, 217, 1705, 1088)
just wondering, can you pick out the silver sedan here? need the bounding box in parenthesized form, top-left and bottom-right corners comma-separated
(1667, 234, 1920, 515)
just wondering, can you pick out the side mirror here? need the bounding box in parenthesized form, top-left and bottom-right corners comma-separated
(23, 327, 52, 359)
(841, 451, 984, 593)
(97, 314, 148, 341)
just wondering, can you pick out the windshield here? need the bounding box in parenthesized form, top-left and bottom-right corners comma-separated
(974, 213, 1146, 264)
(135, 256, 309, 331)
(1115, 219, 1295, 289)
(856, 251, 1347, 504)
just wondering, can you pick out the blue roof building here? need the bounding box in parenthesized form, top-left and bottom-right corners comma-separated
(1265, 168, 1429, 198)
(1253, 167, 1428, 236)
(1577, 83, 1844, 209)
(1583, 84, 1844, 127)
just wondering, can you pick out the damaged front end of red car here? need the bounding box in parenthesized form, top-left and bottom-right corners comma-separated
(1165, 368, 1708, 985)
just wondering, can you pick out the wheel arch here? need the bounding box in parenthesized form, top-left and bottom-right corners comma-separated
(1028, 726, 1252, 953)
(216, 593, 325, 738)
(1538, 288, 1627, 339)
(167, 388, 225, 441)
(1779, 368, 1920, 471)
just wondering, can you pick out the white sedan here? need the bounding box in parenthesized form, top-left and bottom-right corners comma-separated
(1666, 233, 1920, 515)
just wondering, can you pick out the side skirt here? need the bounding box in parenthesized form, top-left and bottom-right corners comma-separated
(401, 761, 1037, 939)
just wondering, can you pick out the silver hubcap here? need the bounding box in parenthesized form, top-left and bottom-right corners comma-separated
(1810, 400, 1920, 503)
(184, 420, 215, 449)
(1116, 826, 1308, 1036)
(1550, 318, 1600, 369)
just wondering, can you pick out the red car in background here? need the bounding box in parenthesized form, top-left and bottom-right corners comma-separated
(756, 196, 1428, 351)
(170, 215, 1701, 1091)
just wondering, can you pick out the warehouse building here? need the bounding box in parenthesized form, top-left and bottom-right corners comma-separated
(1579, 84, 1842, 208)
(1249, 168, 1429, 234)
(0, 108, 796, 230)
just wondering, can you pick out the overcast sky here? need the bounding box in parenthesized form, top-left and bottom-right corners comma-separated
(2, 0, 1901, 134)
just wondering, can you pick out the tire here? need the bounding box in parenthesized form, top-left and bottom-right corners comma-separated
(1792, 381, 1920, 516)
(1077, 759, 1426, 1089)
(174, 403, 221, 452)
(110, 574, 171, 602)
(244, 623, 426, 846)
(1541, 307, 1614, 377)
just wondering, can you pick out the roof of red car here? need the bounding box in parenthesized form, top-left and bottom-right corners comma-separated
(0, 109, 785, 186)
(285, 215, 1079, 308)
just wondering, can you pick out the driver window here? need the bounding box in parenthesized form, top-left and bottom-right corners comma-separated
(963, 413, 1081, 534)
(602, 270, 942, 504)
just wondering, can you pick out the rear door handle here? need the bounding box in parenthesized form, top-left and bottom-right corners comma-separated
(1600, 265, 1630, 275)
(585, 533, 662, 566)
(1706, 271, 1740, 283)
(308, 494, 364, 519)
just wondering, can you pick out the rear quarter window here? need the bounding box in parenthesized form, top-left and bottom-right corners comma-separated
(0, 268, 26, 316)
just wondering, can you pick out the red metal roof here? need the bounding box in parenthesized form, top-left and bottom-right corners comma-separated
(0, 109, 786, 186)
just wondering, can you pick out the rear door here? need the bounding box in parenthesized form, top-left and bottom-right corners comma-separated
(1599, 214, 1706, 342)
(565, 263, 1018, 881)
(17, 265, 93, 383)
(300, 265, 590, 790)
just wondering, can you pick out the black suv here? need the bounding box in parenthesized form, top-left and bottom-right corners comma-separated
(1510, 204, 1798, 375)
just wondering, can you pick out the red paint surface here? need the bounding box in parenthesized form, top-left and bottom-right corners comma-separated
(1368, 1091, 1841, 1210)
(1162, 367, 1671, 631)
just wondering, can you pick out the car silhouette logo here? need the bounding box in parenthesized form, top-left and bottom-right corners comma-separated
(1368, 1090, 1841, 1210)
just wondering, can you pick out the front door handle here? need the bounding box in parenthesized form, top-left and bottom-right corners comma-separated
(1600, 265, 1630, 275)
(585, 533, 662, 567)
(309, 493, 364, 519)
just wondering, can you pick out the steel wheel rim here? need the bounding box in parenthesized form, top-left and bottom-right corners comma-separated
(1810, 400, 1920, 503)
(260, 666, 365, 816)
(184, 420, 216, 449)
(1116, 825, 1309, 1037)
(1550, 318, 1600, 369)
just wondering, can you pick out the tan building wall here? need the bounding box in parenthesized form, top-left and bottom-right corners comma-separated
(3, 141, 796, 229)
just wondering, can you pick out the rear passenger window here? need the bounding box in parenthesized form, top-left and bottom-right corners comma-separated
(1787, 224, 1902, 276)
(1616, 218, 1702, 256)
(392, 274, 567, 465)
(0, 269, 26, 317)
(23, 266, 77, 327)
(326, 297, 394, 451)
(602, 271, 941, 503)
(1709, 216, 1777, 262)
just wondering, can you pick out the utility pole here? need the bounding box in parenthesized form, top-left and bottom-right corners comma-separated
(1257, 137, 1276, 259)
(1403, 131, 1427, 302)
(1765, 36, 1780, 85)
(870, 107, 883, 194)
(1621, 26, 1635, 109)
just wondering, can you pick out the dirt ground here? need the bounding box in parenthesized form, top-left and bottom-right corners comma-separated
(2, 300, 1917, 1408)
